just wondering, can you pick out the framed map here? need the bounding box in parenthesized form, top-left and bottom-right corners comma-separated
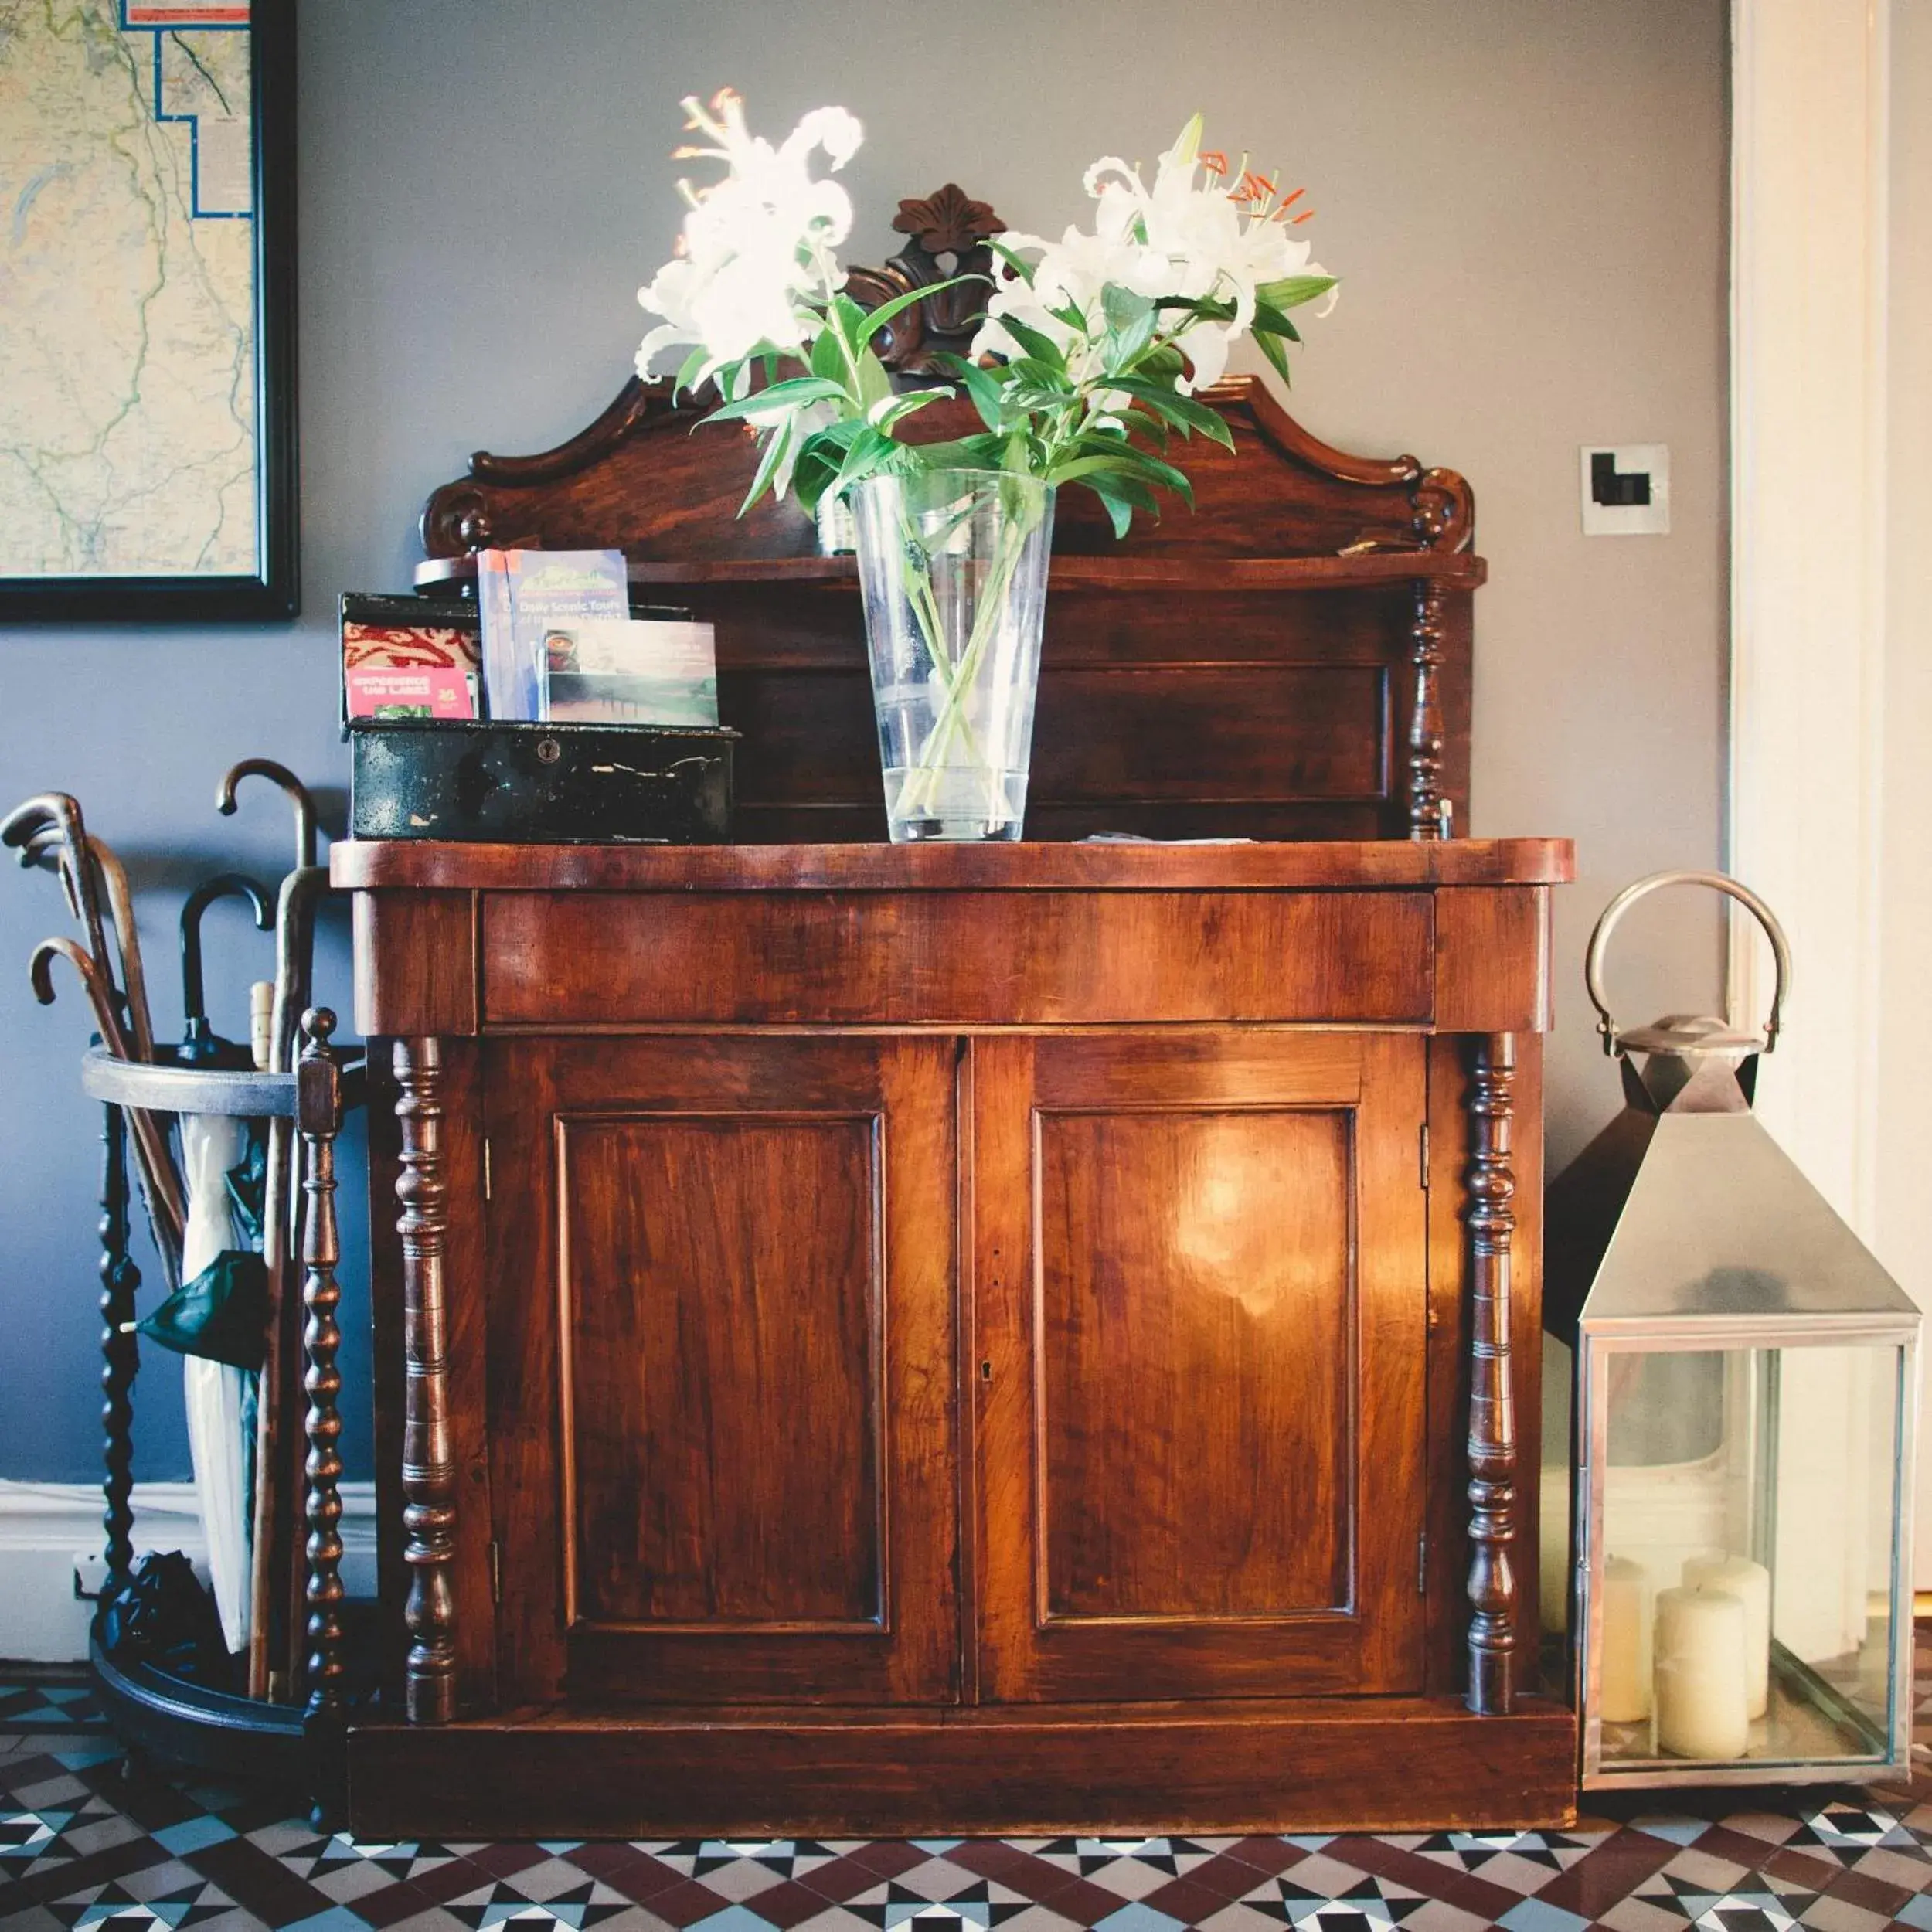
(0, 0, 295, 621)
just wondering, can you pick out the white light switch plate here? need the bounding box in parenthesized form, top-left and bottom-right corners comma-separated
(1581, 443, 1670, 536)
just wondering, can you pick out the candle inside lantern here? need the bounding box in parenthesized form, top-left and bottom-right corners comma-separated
(1682, 1553, 1770, 1719)
(1654, 1584, 1750, 1760)
(1599, 1554, 1652, 1723)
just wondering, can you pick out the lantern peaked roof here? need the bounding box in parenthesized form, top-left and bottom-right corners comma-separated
(1545, 1097, 1917, 1339)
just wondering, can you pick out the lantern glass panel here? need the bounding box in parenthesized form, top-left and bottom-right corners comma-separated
(1590, 1340, 1903, 1776)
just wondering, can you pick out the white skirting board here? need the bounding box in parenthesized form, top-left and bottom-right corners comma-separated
(0, 1478, 378, 1664)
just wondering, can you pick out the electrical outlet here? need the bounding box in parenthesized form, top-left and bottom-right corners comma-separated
(1581, 444, 1669, 536)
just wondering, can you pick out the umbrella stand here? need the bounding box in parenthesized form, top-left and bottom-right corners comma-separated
(77, 1029, 365, 1824)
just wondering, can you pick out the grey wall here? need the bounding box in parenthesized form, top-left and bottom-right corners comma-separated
(0, 0, 1729, 1482)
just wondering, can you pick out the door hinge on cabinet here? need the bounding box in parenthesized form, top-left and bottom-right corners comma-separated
(483, 1137, 492, 1202)
(1419, 1122, 1430, 1190)
(488, 1539, 502, 1604)
(1417, 1532, 1428, 1594)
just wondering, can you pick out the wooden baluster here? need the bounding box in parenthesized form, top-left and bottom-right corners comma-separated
(99, 1102, 139, 1598)
(396, 1037, 457, 1724)
(1465, 1032, 1519, 1713)
(299, 1012, 347, 1725)
(1408, 580, 1447, 839)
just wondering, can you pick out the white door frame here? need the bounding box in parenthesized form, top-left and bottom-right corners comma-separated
(1727, 0, 1890, 1229)
(1728, 0, 1918, 1585)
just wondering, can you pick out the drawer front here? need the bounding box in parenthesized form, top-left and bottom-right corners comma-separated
(481, 889, 1434, 1027)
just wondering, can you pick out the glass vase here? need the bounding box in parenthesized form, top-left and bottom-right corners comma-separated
(851, 468, 1055, 842)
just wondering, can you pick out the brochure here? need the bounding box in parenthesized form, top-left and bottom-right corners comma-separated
(542, 617, 719, 727)
(477, 549, 630, 721)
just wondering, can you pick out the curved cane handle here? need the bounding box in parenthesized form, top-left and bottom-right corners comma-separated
(216, 759, 318, 871)
(1584, 869, 1792, 1057)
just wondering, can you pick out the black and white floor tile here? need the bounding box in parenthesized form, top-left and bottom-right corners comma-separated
(4, 1654, 1930, 1932)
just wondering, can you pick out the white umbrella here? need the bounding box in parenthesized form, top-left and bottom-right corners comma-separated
(179, 1112, 256, 1657)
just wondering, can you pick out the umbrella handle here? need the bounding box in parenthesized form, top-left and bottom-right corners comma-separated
(180, 872, 276, 1036)
(216, 760, 318, 872)
(1583, 869, 1793, 1058)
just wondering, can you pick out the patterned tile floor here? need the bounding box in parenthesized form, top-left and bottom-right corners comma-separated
(5, 1641, 1932, 1932)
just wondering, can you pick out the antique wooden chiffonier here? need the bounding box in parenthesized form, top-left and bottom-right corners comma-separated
(333, 206, 1577, 1835)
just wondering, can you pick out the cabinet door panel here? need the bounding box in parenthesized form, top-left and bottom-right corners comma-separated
(561, 1112, 882, 1629)
(974, 1032, 1428, 1702)
(1039, 1105, 1353, 1621)
(486, 1035, 957, 1706)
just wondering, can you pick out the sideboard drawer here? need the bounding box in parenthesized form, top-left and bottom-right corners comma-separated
(481, 889, 1434, 1027)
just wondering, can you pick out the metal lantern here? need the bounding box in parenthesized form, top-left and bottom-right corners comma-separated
(1544, 871, 1920, 1788)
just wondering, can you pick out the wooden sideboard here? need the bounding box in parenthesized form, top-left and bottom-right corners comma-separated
(336, 835, 1577, 1835)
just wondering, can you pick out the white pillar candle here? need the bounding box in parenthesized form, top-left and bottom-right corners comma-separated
(1654, 1584, 1750, 1760)
(1598, 1555, 1652, 1723)
(1682, 1553, 1771, 1719)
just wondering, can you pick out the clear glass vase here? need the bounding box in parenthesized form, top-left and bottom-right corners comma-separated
(852, 469, 1055, 842)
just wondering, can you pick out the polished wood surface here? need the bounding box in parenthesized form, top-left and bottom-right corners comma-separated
(972, 1032, 1428, 1703)
(562, 1115, 880, 1627)
(483, 1035, 958, 1707)
(481, 889, 1433, 1029)
(332, 836, 1573, 892)
(348, 1696, 1579, 1838)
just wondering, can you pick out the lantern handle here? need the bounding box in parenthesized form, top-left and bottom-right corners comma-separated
(1584, 869, 1792, 1057)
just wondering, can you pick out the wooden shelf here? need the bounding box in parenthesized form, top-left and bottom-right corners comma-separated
(412, 549, 1487, 595)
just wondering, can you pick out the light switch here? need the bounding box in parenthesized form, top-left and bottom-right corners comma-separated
(1580, 444, 1669, 536)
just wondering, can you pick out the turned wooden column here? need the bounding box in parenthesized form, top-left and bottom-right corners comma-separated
(299, 1012, 348, 1724)
(98, 1102, 139, 1597)
(396, 1036, 457, 1724)
(1407, 579, 1447, 839)
(1465, 1032, 1519, 1713)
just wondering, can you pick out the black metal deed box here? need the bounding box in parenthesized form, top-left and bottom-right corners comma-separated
(349, 719, 735, 843)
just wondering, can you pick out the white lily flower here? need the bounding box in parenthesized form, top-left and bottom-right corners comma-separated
(636, 89, 862, 385)
(980, 114, 1337, 394)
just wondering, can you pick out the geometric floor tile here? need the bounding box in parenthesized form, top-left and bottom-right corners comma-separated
(1403, 1829, 1603, 1875)
(2, 1658, 1930, 1932)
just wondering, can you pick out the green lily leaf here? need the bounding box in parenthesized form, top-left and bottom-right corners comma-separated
(1251, 301, 1302, 342)
(859, 273, 985, 346)
(930, 352, 1006, 432)
(986, 238, 1037, 287)
(1103, 376, 1236, 450)
(705, 374, 851, 427)
(1255, 325, 1294, 385)
(1080, 469, 1161, 539)
(866, 387, 950, 434)
(792, 422, 861, 513)
(987, 313, 1066, 371)
(1256, 274, 1338, 311)
(855, 347, 893, 411)
(809, 325, 851, 391)
(672, 345, 711, 399)
(737, 412, 798, 515)
(1102, 284, 1155, 333)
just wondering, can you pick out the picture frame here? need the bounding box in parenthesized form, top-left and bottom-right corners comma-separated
(0, 0, 298, 624)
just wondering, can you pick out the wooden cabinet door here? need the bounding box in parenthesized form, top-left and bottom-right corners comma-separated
(971, 1031, 1430, 1702)
(484, 1034, 958, 1707)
